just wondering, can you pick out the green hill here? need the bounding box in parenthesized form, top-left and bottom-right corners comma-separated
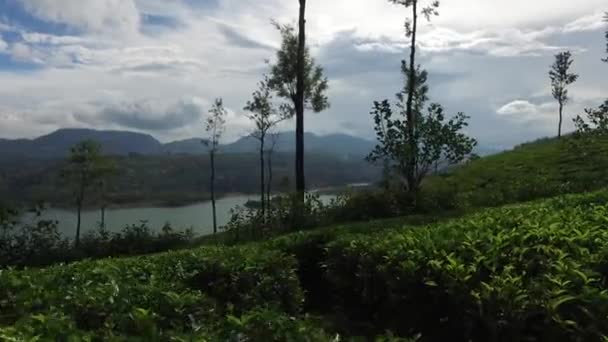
(423, 135, 608, 210)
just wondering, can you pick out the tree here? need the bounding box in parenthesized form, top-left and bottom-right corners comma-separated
(368, 66, 477, 202)
(549, 51, 579, 138)
(203, 98, 227, 234)
(388, 0, 440, 195)
(244, 76, 287, 220)
(268, 18, 329, 201)
(266, 132, 281, 209)
(96, 158, 118, 230)
(574, 100, 608, 136)
(62, 140, 110, 246)
(603, 12, 608, 63)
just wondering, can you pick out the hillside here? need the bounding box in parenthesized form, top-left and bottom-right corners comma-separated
(3, 189, 608, 340)
(165, 132, 376, 158)
(0, 152, 380, 207)
(423, 135, 608, 210)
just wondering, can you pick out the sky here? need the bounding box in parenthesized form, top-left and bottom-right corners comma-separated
(0, 0, 606, 148)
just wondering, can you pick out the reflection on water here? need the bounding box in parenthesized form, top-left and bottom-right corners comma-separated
(21, 194, 336, 237)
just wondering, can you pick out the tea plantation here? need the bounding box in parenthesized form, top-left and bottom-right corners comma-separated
(3, 189, 608, 341)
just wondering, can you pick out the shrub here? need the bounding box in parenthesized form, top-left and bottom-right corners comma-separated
(324, 192, 608, 341)
(0, 245, 304, 338)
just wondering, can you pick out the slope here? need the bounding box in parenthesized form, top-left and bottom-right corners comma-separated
(424, 135, 608, 209)
(2, 190, 608, 340)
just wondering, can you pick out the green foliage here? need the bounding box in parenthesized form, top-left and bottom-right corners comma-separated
(574, 99, 608, 136)
(549, 50, 578, 137)
(267, 22, 329, 114)
(324, 191, 608, 340)
(62, 140, 114, 203)
(7, 190, 608, 340)
(245, 74, 287, 132)
(549, 51, 579, 106)
(368, 66, 477, 195)
(0, 245, 304, 340)
(203, 98, 227, 152)
(0, 216, 193, 268)
(423, 135, 608, 210)
(1, 152, 380, 207)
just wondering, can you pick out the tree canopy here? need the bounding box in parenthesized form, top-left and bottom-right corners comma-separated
(267, 22, 329, 115)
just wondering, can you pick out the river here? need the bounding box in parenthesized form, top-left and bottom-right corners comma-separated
(21, 194, 337, 238)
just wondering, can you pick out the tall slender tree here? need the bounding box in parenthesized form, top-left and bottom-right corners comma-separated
(244, 76, 287, 220)
(295, 0, 307, 201)
(266, 132, 280, 209)
(62, 140, 109, 246)
(603, 12, 608, 63)
(268, 19, 329, 202)
(203, 98, 227, 234)
(549, 51, 578, 138)
(96, 158, 118, 229)
(388, 0, 439, 196)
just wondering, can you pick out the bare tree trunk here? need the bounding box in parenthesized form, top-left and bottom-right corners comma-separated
(75, 180, 85, 247)
(210, 151, 218, 234)
(266, 150, 273, 210)
(75, 199, 82, 247)
(558, 101, 563, 138)
(259, 137, 266, 221)
(100, 205, 106, 229)
(295, 0, 307, 202)
(406, 0, 419, 200)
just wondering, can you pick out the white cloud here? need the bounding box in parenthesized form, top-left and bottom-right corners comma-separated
(0, 38, 7, 51)
(497, 100, 556, 119)
(418, 26, 574, 57)
(0, 1, 606, 147)
(20, 0, 140, 37)
(564, 11, 607, 33)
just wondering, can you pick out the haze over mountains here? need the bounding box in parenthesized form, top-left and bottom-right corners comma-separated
(0, 128, 501, 161)
(0, 128, 376, 160)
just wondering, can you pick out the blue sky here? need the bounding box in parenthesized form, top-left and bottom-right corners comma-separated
(0, 0, 606, 148)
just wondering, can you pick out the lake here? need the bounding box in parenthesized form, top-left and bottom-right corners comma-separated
(21, 194, 337, 238)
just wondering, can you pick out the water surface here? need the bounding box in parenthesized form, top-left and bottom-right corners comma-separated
(23, 194, 335, 237)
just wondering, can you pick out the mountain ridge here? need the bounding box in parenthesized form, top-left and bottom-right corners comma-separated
(0, 128, 377, 160)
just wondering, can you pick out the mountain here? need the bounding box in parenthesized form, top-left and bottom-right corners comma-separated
(0, 128, 498, 161)
(166, 132, 376, 157)
(0, 128, 164, 160)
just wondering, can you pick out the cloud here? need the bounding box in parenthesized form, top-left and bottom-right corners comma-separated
(0, 38, 6, 51)
(497, 100, 557, 120)
(0, 1, 607, 148)
(75, 97, 207, 131)
(564, 11, 607, 33)
(354, 26, 581, 58)
(19, 0, 140, 36)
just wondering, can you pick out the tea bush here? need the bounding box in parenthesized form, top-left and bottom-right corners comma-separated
(325, 191, 608, 340)
(0, 245, 304, 339)
(4, 190, 608, 340)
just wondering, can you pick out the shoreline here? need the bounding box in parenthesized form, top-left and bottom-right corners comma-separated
(24, 184, 373, 212)
(34, 192, 254, 212)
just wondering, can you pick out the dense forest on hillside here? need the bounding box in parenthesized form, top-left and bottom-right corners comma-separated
(0, 152, 379, 207)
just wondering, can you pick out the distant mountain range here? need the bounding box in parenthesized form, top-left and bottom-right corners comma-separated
(0, 128, 377, 160)
(0, 128, 502, 161)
